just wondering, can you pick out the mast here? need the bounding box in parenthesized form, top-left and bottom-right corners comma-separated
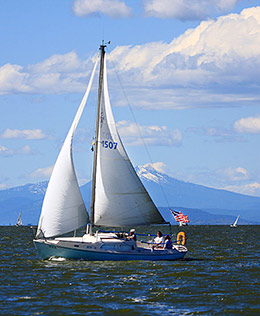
(89, 42, 106, 234)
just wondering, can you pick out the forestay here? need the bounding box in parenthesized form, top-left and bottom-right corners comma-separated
(36, 59, 98, 238)
(94, 56, 164, 227)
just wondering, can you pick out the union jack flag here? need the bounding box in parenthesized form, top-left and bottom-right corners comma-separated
(170, 209, 190, 223)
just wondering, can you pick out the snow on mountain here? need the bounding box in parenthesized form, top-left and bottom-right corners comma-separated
(136, 165, 260, 223)
(10, 182, 48, 195)
(0, 166, 260, 225)
(136, 165, 169, 184)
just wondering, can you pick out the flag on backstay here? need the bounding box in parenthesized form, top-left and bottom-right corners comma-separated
(170, 209, 190, 224)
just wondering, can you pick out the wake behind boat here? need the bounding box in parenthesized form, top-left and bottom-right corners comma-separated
(33, 43, 188, 261)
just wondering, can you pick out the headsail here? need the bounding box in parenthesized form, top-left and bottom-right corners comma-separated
(36, 59, 98, 238)
(94, 55, 164, 227)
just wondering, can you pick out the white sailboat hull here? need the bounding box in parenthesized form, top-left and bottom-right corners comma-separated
(33, 234, 187, 261)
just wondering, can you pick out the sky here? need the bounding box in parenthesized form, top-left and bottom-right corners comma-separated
(1, 0, 260, 197)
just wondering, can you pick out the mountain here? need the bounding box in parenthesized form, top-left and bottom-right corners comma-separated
(0, 182, 47, 225)
(136, 165, 260, 223)
(0, 167, 259, 225)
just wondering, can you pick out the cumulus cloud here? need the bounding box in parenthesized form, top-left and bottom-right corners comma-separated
(117, 120, 182, 146)
(0, 52, 96, 95)
(73, 0, 132, 18)
(0, 7, 260, 109)
(144, 0, 240, 20)
(0, 146, 14, 157)
(30, 166, 53, 178)
(143, 0, 239, 21)
(0, 64, 31, 94)
(222, 182, 260, 197)
(218, 167, 250, 182)
(28, 52, 82, 74)
(0, 145, 34, 157)
(1, 128, 47, 140)
(234, 115, 260, 134)
(107, 6, 260, 108)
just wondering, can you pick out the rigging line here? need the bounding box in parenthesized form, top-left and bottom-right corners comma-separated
(106, 46, 171, 210)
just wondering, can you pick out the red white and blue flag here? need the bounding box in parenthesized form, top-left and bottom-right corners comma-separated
(170, 209, 190, 223)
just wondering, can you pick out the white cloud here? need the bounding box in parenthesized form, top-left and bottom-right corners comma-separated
(1, 128, 47, 140)
(117, 120, 182, 146)
(0, 7, 260, 110)
(0, 52, 95, 95)
(143, 0, 239, 20)
(0, 145, 14, 157)
(0, 64, 31, 94)
(73, 0, 132, 18)
(28, 52, 82, 74)
(30, 166, 53, 178)
(222, 182, 260, 197)
(0, 145, 34, 157)
(106, 6, 260, 108)
(218, 167, 250, 182)
(234, 115, 260, 134)
(17, 145, 34, 155)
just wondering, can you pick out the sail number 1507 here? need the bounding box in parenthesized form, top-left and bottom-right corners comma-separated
(101, 140, 118, 150)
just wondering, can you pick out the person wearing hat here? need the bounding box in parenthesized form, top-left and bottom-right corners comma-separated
(127, 229, 137, 241)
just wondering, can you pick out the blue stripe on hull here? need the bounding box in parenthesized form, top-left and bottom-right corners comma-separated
(34, 240, 186, 261)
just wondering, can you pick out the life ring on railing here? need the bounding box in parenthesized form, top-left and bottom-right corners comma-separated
(177, 232, 186, 245)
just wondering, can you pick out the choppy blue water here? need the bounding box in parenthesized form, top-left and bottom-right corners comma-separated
(0, 225, 259, 315)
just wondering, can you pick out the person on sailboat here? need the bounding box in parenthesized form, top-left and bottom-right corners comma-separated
(153, 231, 164, 248)
(164, 235, 173, 249)
(127, 229, 137, 241)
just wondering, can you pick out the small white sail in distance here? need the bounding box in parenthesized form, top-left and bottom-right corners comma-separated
(94, 55, 165, 227)
(16, 212, 22, 226)
(36, 59, 98, 238)
(233, 215, 240, 226)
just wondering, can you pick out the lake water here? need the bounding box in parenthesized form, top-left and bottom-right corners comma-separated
(0, 225, 259, 315)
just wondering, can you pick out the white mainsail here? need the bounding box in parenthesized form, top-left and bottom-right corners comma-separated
(94, 56, 164, 227)
(36, 59, 98, 238)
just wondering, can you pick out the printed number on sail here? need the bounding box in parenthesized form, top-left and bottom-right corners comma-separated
(101, 140, 118, 149)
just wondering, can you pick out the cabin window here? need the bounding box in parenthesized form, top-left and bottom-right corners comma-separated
(100, 244, 117, 250)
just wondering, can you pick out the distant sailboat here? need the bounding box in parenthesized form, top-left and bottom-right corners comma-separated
(15, 212, 22, 226)
(33, 43, 188, 261)
(230, 215, 240, 227)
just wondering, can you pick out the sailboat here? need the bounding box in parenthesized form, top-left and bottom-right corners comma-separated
(33, 43, 188, 261)
(230, 215, 240, 227)
(15, 212, 22, 226)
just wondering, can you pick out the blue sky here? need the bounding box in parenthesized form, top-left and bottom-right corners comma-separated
(1, 0, 260, 197)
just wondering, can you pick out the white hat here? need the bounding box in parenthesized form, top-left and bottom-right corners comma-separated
(130, 229, 135, 233)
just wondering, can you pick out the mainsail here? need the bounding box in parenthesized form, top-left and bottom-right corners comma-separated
(94, 55, 164, 227)
(36, 59, 98, 238)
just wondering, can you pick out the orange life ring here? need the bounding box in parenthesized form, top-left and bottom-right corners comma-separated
(177, 232, 186, 245)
